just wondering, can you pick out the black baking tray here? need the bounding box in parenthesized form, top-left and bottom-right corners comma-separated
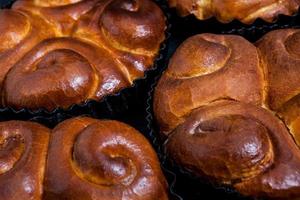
(145, 4, 300, 200)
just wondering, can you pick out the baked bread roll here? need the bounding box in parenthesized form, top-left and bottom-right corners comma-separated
(44, 117, 168, 200)
(257, 29, 300, 147)
(154, 34, 264, 134)
(154, 30, 300, 198)
(72, 0, 166, 80)
(0, 9, 55, 87)
(166, 100, 300, 198)
(0, 118, 169, 200)
(0, 121, 50, 200)
(2, 38, 128, 111)
(169, 0, 300, 24)
(0, 0, 166, 111)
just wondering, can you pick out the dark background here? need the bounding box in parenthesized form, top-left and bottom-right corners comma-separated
(1, 1, 300, 199)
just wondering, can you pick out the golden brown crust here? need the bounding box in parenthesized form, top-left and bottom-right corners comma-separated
(44, 117, 168, 200)
(257, 29, 300, 147)
(169, 0, 300, 24)
(257, 29, 300, 111)
(72, 0, 166, 81)
(12, 0, 100, 36)
(0, 118, 168, 200)
(154, 29, 300, 198)
(2, 38, 129, 111)
(166, 100, 300, 198)
(0, 0, 166, 111)
(0, 9, 56, 88)
(154, 34, 264, 134)
(0, 121, 50, 200)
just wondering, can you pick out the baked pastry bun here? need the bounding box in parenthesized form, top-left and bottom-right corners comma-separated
(169, 0, 300, 24)
(154, 33, 264, 134)
(0, 121, 50, 200)
(0, 9, 55, 88)
(154, 30, 300, 198)
(256, 29, 300, 147)
(2, 38, 129, 111)
(44, 117, 168, 200)
(0, 117, 169, 200)
(0, 0, 166, 111)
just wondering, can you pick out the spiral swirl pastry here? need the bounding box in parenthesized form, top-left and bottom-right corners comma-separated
(0, 121, 50, 200)
(169, 0, 300, 24)
(154, 34, 264, 134)
(154, 30, 300, 198)
(2, 38, 129, 111)
(44, 117, 168, 200)
(0, 9, 55, 88)
(257, 29, 300, 147)
(166, 100, 300, 198)
(1, 0, 166, 111)
(72, 0, 166, 80)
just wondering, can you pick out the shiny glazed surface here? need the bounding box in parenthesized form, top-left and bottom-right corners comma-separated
(0, 121, 50, 199)
(44, 117, 168, 200)
(0, 0, 166, 111)
(0, 118, 168, 200)
(168, 0, 300, 24)
(154, 29, 300, 199)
